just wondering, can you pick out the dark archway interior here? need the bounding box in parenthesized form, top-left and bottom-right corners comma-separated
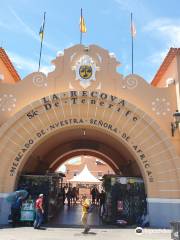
(17, 128, 147, 228)
(21, 128, 142, 178)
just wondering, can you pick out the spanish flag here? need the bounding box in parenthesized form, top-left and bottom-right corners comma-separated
(80, 9, 87, 33)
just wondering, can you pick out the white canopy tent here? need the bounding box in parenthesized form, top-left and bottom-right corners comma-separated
(69, 165, 100, 183)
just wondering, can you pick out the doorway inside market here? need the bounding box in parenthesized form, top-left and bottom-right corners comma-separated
(15, 128, 147, 228)
(50, 155, 147, 227)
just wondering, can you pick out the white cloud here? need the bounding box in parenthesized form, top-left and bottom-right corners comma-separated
(144, 18, 180, 79)
(144, 18, 180, 47)
(68, 156, 81, 164)
(124, 64, 130, 72)
(8, 51, 54, 76)
(147, 49, 168, 66)
(114, 0, 138, 11)
(56, 51, 64, 57)
(56, 156, 82, 172)
(0, 20, 14, 31)
(114, 0, 151, 19)
(41, 65, 54, 75)
(57, 164, 66, 173)
(145, 48, 170, 82)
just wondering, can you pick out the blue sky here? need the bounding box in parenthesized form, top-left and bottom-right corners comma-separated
(0, 0, 180, 82)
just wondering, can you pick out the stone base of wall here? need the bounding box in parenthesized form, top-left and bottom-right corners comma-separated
(148, 198, 180, 228)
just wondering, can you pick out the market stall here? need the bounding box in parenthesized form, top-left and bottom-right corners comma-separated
(17, 172, 65, 222)
(102, 175, 147, 226)
(69, 165, 101, 198)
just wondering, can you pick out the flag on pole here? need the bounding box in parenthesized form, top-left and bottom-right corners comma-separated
(38, 12, 46, 72)
(39, 13, 46, 41)
(131, 15, 136, 38)
(39, 25, 44, 41)
(80, 11, 87, 33)
(130, 13, 136, 74)
(79, 8, 86, 44)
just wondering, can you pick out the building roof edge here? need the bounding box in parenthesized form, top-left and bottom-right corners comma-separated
(151, 48, 180, 86)
(0, 48, 21, 82)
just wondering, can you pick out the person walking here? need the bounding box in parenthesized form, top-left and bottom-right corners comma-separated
(33, 194, 44, 229)
(62, 186, 66, 205)
(66, 187, 72, 207)
(99, 190, 106, 217)
(81, 195, 90, 234)
(95, 188, 100, 205)
(90, 186, 97, 204)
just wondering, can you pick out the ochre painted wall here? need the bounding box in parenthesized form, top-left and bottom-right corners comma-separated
(0, 44, 179, 201)
(0, 58, 17, 84)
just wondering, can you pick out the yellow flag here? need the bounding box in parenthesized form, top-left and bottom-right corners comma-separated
(39, 26, 44, 41)
(39, 12, 46, 41)
(80, 16, 87, 33)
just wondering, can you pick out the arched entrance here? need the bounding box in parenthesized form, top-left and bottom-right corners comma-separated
(21, 128, 142, 178)
(0, 91, 178, 193)
(17, 126, 146, 227)
(0, 91, 179, 227)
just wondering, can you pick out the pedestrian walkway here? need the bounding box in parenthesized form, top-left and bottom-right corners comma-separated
(50, 204, 103, 227)
(0, 227, 171, 240)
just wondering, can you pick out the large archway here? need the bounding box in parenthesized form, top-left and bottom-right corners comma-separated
(0, 91, 178, 195)
(21, 128, 142, 178)
(0, 91, 179, 227)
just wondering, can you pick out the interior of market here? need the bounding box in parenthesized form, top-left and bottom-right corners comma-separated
(15, 154, 147, 228)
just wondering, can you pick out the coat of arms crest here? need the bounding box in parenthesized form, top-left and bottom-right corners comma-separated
(72, 55, 99, 88)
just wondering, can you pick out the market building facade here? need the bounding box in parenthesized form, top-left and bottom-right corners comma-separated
(0, 45, 179, 227)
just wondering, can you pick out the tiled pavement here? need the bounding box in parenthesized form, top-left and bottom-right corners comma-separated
(0, 227, 171, 240)
(0, 204, 171, 240)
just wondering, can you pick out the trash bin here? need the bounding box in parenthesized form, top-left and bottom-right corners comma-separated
(170, 221, 180, 240)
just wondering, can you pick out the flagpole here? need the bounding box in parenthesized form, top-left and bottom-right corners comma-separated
(38, 12, 46, 72)
(131, 12, 134, 74)
(80, 8, 83, 44)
